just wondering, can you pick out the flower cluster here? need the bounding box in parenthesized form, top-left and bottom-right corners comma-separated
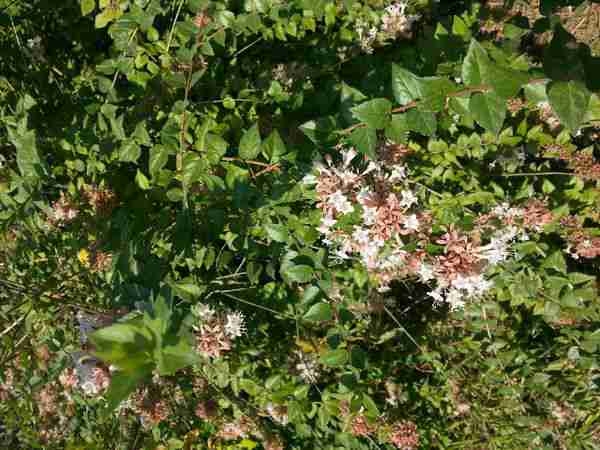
(556, 145, 600, 180)
(83, 185, 118, 217)
(192, 304, 246, 358)
(389, 420, 420, 449)
(48, 193, 79, 226)
(560, 216, 600, 259)
(306, 144, 530, 308)
(355, 1, 420, 53)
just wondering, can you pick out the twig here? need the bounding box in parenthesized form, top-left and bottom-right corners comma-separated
(496, 172, 574, 177)
(383, 305, 423, 352)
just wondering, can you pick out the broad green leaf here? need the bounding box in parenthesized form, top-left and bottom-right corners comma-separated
(239, 124, 261, 159)
(159, 338, 199, 375)
(340, 82, 368, 125)
(542, 251, 567, 274)
(283, 264, 314, 284)
(546, 80, 590, 132)
(103, 367, 152, 411)
(119, 141, 141, 163)
(319, 349, 348, 366)
(391, 64, 456, 111)
(12, 129, 43, 180)
(262, 129, 286, 163)
(404, 108, 437, 136)
(349, 126, 377, 158)
(183, 154, 208, 185)
(149, 145, 169, 176)
(81, 0, 95, 15)
(303, 302, 332, 322)
(265, 223, 288, 242)
(206, 134, 228, 164)
(469, 92, 506, 135)
(351, 98, 392, 129)
(299, 116, 338, 145)
(95, 8, 121, 28)
(462, 40, 527, 99)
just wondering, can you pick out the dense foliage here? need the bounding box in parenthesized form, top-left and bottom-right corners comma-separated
(1, 0, 600, 449)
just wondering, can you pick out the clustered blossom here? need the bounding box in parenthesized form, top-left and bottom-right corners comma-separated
(195, 399, 218, 420)
(271, 62, 308, 91)
(560, 216, 600, 259)
(265, 403, 289, 425)
(554, 145, 600, 180)
(83, 185, 118, 217)
(293, 350, 320, 383)
(380, 1, 420, 39)
(307, 144, 530, 308)
(48, 193, 79, 225)
(351, 414, 376, 437)
(355, 1, 420, 53)
(389, 420, 420, 449)
(218, 416, 253, 441)
(192, 304, 246, 358)
(129, 386, 171, 428)
(537, 101, 561, 131)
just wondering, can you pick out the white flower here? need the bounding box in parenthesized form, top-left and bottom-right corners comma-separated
(352, 227, 371, 245)
(328, 190, 354, 214)
(224, 311, 246, 339)
(446, 288, 466, 310)
(417, 263, 435, 282)
(295, 352, 319, 383)
(192, 303, 215, 322)
(399, 189, 418, 208)
(428, 286, 445, 303)
(318, 215, 337, 235)
(388, 165, 407, 182)
(362, 206, 378, 226)
(451, 274, 493, 298)
(302, 173, 317, 185)
(403, 214, 420, 231)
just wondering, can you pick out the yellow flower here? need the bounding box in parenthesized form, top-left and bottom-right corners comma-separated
(78, 248, 90, 266)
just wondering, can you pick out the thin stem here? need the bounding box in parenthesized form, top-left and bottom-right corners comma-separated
(383, 305, 423, 352)
(497, 172, 574, 177)
(220, 292, 296, 320)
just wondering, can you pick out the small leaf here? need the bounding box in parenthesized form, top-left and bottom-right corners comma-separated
(546, 80, 591, 132)
(135, 170, 151, 190)
(542, 251, 567, 274)
(303, 302, 333, 322)
(349, 126, 377, 158)
(239, 124, 261, 159)
(351, 98, 392, 129)
(80, 0, 95, 15)
(262, 129, 286, 163)
(469, 92, 506, 135)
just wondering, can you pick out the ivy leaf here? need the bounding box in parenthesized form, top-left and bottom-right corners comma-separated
(391, 65, 456, 111)
(546, 80, 590, 132)
(239, 124, 261, 159)
(462, 39, 527, 99)
(349, 126, 377, 158)
(80, 0, 95, 15)
(351, 98, 392, 129)
(303, 302, 332, 322)
(469, 92, 506, 135)
(404, 108, 437, 136)
(282, 264, 314, 284)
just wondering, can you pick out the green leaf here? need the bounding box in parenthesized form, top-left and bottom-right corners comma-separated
(299, 116, 338, 145)
(119, 141, 141, 163)
(351, 98, 392, 129)
(469, 92, 506, 135)
(340, 83, 368, 125)
(239, 124, 261, 159)
(103, 367, 152, 411)
(12, 129, 43, 180)
(404, 108, 437, 136)
(283, 264, 314, 284)
(80, 0, 95, 15)
(303, 302, 333, 322)
(265, 223, 288, 242)
(135, 170, 151, 190)
(542, 251, 567, 274)
(319, 349, 348, 366)
(95, 8, 121, 28)
(349, 126, 377, 158)
(262, 129, 286, 163)
(206, 134, 228, 164)
(546, 80, 591, 132)
(149, 145, 169, 176)
(462, 39, 527, 99)
(391, 64, 456, 111)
